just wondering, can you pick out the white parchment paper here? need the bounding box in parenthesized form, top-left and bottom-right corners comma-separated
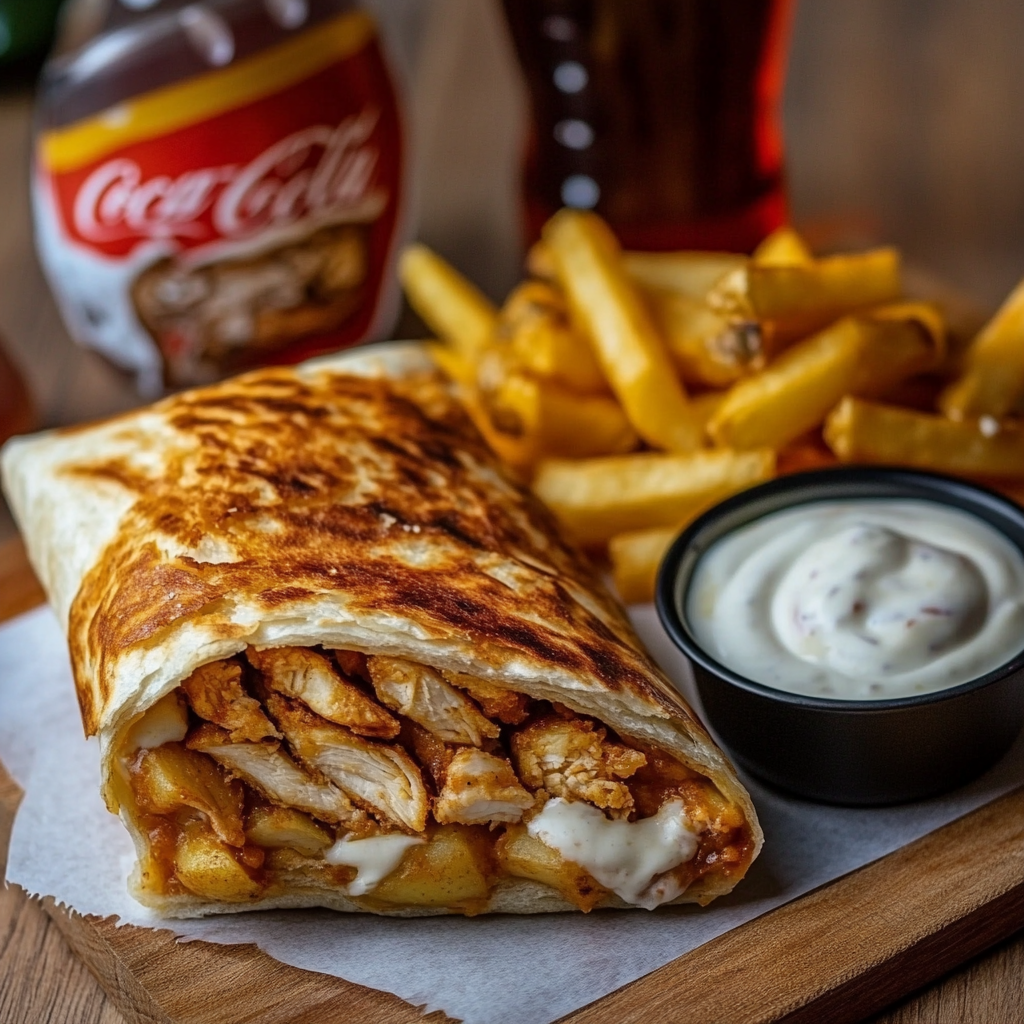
(2, 605, 1023, 1024)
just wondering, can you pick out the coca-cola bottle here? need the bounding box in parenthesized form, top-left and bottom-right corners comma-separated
(502, 0, 794, 252)
(33, 0, 407, 393)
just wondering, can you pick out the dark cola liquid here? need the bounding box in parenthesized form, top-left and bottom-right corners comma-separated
(503, 0, 793, 251)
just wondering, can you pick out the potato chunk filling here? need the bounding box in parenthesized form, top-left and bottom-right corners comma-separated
(122, 646, 752, 910)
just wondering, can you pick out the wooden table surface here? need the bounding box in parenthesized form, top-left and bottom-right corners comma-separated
(4, 2, 1024, 1016)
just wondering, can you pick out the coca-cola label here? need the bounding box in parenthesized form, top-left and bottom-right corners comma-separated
(35, 10, 404, 391)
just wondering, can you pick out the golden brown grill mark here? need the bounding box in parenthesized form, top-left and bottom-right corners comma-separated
(67, 457, 152, 493)
(66, 367, 683, 735)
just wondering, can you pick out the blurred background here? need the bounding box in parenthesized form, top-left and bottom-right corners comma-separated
(3, 0, 1024, 530)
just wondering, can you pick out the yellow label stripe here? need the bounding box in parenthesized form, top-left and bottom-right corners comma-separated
(40, 9, 375, 173)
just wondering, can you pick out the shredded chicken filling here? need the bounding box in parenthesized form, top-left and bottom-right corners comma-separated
(121, 646, 753, 910)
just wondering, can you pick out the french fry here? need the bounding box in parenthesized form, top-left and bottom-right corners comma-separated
(752, 226, 814, 267)
(610, 526, 679, 604)
(424, 344, 534, 474)
(399, 244, 498, 359)
(824, 397, 1024, 479)
(688, 390, 727, 430)
(543, 210, 703, 452)
(426, 342, 476, 388)
(708, 303, 944, 451)
(526, 240, 557, 281)
(621, 251, 747, 299)
(484, 374, 639, 464)
(709, 247, 903, 349)
(939, 276, 1024, 420)
(631, 240, 781, 388)
(644, 289, 754, 387)
(498, 281, 607, 394)
(425, 348, 533, 475)
(533, 448, 775, 546)
(862, 301, 946, 368)
(903, 264, 989, 377)
(532, 241, 745, 298)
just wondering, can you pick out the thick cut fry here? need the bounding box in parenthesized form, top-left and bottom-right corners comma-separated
(543, 210, 703, 452)
(644, 289, 753, 388)
(709, 247, 902, 348)
(752, 226, 813, 267)
(610, 526, 680, 605)
(484, 374, 638, 463)
(533, 449, 775, 546)
(426, 341, 476, 388)
(610, 418, 765, 599)
(424, 343, 535, 474)
(399, 245, 498, 359)
(939, 276, 1024, 420)
(688, 390, 727, 429)
(531, 242, 744, 299)
(621, 251, 747, 299)
(526, 240, 557, 281)
(498, 281, 607, 394)
(426, 345, 550, 475)
(511, 318, 607, 395)
(708, 304, 944, 451)
(824, 397, 1024, 479)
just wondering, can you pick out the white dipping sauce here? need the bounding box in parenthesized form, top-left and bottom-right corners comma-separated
(528, 797, 698, 909)
(687, 500, 1024, 700)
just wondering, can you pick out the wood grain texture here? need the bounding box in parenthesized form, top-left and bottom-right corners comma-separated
(1, 533, 1023, 1023)
(867, 932, 1024, 1024)
(43, 908, 455, 1024)
(0, 534, 46, 622)
(0, 768, 126, 1024)
(556, 789, 1024, 1024)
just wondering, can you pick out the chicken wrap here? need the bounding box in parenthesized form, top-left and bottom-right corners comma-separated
(0, 343, 761, 916)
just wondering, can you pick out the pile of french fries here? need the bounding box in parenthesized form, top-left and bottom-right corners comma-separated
(399, 209, 1024, 604)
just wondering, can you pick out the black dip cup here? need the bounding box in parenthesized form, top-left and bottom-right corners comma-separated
(655, 467, 1024, 805)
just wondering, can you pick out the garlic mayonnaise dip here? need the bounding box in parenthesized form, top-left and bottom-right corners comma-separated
(687, 500, 1024, 700)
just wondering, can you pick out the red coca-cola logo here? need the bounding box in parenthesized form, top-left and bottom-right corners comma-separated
(71, 110, 383, 247)
(42, 31, 403, 262)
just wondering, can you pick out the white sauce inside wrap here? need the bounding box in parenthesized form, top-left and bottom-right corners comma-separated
(325, 833, 426, 896)
(528, 797, 699, 910)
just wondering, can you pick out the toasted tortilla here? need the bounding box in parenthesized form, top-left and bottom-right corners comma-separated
(1, 342, 761, 916)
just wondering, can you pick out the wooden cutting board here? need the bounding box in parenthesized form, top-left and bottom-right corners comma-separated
(2, 535, 1023, 1024)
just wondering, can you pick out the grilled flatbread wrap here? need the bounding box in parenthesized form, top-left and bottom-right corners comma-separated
(0, 343, 761, 917)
